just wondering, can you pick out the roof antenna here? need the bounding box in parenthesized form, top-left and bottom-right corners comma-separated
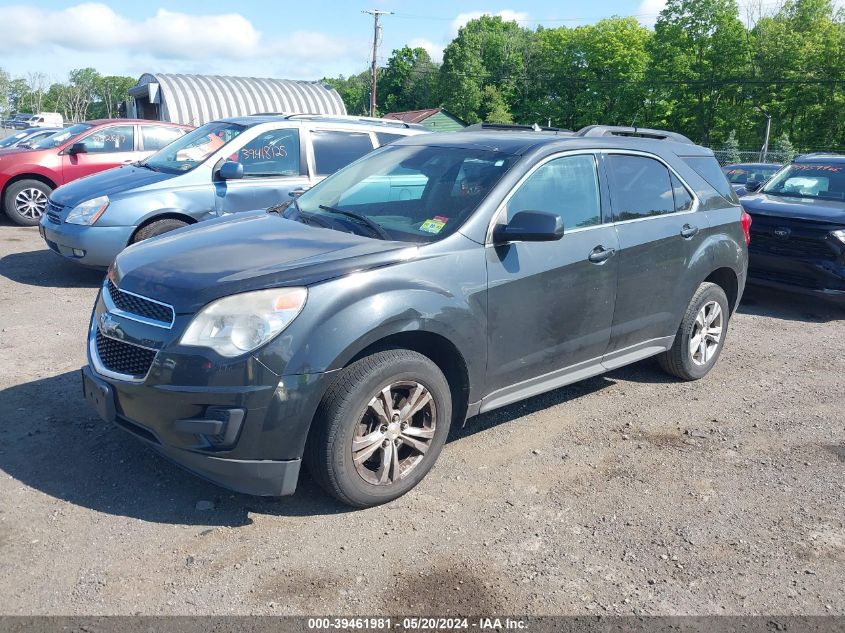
(531, 123, 541, 131)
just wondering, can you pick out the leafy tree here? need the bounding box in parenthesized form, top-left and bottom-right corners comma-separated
(723, 129, 741, 163)
(771, 132, 797, 162)
(93, 75, 136, 118)
(649, 0, 750, 145)
(480, 85, 512, 123)
(322, 72, 370, 116)
(378, 46, 439, 113)
(438, 15, 531, 122)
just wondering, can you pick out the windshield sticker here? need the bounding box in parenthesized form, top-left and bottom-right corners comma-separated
(420, 218, 447, 234)
(790, 164, 842, 173)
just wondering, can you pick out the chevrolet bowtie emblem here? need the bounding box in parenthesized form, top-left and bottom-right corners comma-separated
(98, 312, 122, 338)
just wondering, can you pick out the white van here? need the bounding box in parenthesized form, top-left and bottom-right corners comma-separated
(28, 112, 64, 128)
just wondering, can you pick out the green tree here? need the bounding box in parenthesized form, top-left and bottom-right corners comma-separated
(649, 0, 750, 144)
(438, 15, 531, 122)
(480, 85, 512, 123)
(93, 75, 136, 118)
(771, 132, 797, 162)
(378, 46, 439, 113)
(723, 129, 741, 163)
(322, 72, 371, 116)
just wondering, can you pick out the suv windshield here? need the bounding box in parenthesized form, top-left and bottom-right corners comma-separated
(724, 165, 779, 184)
(141, 121, 245, 174)
(286, 144, 518, 242)
(31, 123, 93, 149)
(762, 162, 845, 201)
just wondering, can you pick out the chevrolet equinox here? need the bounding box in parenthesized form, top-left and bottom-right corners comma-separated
(82, 125, 750, 508)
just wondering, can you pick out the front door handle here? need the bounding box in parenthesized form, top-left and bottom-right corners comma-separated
(588, 245, 616, 264)
(681, 223, 700, 239)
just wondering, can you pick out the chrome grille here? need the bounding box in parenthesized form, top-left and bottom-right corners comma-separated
(107, 280, 174, 326)
(95, 330, 157, 377)
(46, 200, 64, 224)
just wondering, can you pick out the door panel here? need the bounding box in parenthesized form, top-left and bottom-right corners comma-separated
(485, 227, 620, 394)
(61, 125, 139, 183)
(484, 153, 617, 396)
(603, 153, 710, 354)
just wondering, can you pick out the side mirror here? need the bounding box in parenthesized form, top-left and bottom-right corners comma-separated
(493, 210, 564, 244)
(218, 160, 244, 180)
(67, 142, 87, 155)
(745, 179, 763, 193)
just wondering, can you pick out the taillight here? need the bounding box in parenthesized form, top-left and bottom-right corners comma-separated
(740, 207, 752, 245)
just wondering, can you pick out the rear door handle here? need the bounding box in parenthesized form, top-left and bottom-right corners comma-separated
(588, 245, 616, 264)
(681, 223, 700, 239)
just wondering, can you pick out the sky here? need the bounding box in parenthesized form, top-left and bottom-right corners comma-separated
(0, 0, 821, 83)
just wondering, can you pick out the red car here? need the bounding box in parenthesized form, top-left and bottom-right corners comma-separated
(0, 119, 192, 226)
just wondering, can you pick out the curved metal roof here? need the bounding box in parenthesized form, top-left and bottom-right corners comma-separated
(132, 73, 347, 125)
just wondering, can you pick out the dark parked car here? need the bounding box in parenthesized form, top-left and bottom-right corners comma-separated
(0, 119, 191, 226)
(82, 125, 749, 507)
(0, 127, 62, 150)
(722, 162, 781, 196)
(741, 153, 845, 303)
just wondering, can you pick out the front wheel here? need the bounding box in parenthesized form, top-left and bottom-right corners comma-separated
(658, 282, 730, 381)
(4, 179, 52, 226)
(306, 349, 452, 508)
(132, 218, 189, 244)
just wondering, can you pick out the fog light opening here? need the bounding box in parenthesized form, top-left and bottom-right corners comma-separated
(72, 248, 86, 257)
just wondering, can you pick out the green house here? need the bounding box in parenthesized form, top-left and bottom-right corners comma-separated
(384, 108, 467, 132)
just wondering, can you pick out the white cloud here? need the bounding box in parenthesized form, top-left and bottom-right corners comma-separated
(0, 3, 362, 65)
(636, 0, 667, 27)
(408, 38, 444, 63)
(450, 9, 531, 37)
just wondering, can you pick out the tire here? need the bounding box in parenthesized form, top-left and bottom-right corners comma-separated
(658, 282, 730, 381)
(132, 218, 189, 244)
(306, 349, 452, 508)
(4, 179, 52, 226)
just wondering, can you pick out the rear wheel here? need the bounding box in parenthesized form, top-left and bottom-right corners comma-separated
(4, 179, 52, 226)
(132, 218, 189, 244)
(658, 282, 730, 381)
(306, 349, 452, 508)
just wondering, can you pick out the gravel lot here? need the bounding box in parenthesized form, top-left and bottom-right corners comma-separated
(0, 223, 843, 616)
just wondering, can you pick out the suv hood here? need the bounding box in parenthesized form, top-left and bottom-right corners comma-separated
(742, 192, 845, 223)
(51, 165, 176, 206)
(113, 211, 415, 313)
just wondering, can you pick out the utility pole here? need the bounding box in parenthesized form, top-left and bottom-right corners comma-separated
(363, 9, 392, 117)
(756, 106, 772, 162)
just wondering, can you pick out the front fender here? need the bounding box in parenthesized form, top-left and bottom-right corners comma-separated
(256, 242, 488, 401)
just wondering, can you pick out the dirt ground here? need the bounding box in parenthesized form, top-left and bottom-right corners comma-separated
(0, 223, 843, 616)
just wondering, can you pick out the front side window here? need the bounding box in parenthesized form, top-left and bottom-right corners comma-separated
(607, 154, 675, 221)
(761, 163, 845, 201)
(31, 123, 93, 149)
(311, 129, 374, 176)
(78, 125, 135, 154)
(0, 131, 28, 147)
(141, 125, 186, 151)
(237, 128, 301, 177)
(142, 121, 245, 174)
(505, 154, 602, 229)
(286, 144, 517, 243)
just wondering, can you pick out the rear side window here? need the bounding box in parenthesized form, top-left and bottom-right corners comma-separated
(683, 156, 738, 202)
(375, 132, 404, 146)
(141, 125, 185, 151)
(311, 129, 374, 176)
(607, 154, 675, 221)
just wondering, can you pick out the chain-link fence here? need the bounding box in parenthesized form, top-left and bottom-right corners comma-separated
(710, 149, 795, 166)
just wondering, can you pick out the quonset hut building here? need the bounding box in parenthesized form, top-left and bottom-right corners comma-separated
(127, 73, 347, 126)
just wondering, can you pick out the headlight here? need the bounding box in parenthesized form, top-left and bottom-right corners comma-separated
(180, 288, 307, 357)
(66, 195, 109, 225)
(833, 229, 845, 244)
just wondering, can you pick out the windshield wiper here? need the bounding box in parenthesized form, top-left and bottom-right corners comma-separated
(136, 162, 160, 172)
(318, 205, 390, 240)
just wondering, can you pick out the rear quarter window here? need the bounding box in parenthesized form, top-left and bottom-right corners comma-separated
(683, 156, 739, 203)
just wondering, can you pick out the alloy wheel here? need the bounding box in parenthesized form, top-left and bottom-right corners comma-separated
(15, 188, 48, 220)
(351, 380, 437, 486)
(689, 300, 723, 366)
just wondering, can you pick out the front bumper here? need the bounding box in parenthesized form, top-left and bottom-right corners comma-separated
(748, 251, 845, 304)
(40, 215, 134, 268)
(82, 285, 329, 496)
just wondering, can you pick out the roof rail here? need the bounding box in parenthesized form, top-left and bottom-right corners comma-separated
(461, 122, 574, 134)
(577, 125, 695, 145)
(248, 112, 427, 129)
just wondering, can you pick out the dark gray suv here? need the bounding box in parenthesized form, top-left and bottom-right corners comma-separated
(82, 125, 750, 508)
